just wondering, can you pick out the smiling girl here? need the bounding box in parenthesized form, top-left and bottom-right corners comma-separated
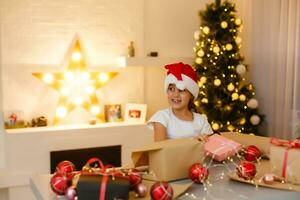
(147, 62, 213, 141)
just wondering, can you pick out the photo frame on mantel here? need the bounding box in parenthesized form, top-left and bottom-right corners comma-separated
(124, 104, 147, 123)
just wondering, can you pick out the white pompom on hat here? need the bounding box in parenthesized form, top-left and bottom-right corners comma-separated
(164, 62, 199, 99)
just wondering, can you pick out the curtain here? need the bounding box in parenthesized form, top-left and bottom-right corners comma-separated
(235, 0, 300, 139)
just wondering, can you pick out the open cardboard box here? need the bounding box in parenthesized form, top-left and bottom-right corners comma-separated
(228, 159, 300, 191)
(131, 138, 204, 181)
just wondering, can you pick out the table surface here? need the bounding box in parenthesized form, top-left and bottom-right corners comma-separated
(30, 162, 300, 200)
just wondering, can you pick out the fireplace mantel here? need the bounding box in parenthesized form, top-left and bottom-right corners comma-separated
(1, 123, 153, 198)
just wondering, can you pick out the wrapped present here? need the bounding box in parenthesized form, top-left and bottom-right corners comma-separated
(77, 174, 130, 200)
(76, 157, 130, 200)
(204, 134, 241, 162)
(221, 132, 271, 158)
(270, 138, 300, 184)
(131, 138, 204, 181)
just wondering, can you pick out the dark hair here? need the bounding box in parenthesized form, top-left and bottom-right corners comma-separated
(188, 96, 197, 112)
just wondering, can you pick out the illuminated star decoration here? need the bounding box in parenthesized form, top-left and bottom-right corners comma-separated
(33, 36, 118, 125)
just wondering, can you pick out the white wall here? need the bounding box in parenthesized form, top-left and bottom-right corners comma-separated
(144, 0, 210, 57)
(0, 6, 5, 169)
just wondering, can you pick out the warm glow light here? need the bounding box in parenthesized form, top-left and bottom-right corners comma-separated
(98, 73, 109, 82)
(85, 86, 95, 94)
(72, 51, 82, 61)
(90, 105, 100, 115)
(80, 72, 90, 81)
(64, 72, 74, 81)
(60, 87, 70, 96)
(74, 97, 83, 106)
(56, 106, 67, 118)
(42, 73, 54, 84)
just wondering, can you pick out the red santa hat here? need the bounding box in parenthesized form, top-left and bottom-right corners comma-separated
(164, 62, 199, 99)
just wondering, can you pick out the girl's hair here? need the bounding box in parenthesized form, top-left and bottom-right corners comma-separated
(188, 96, 197, 112)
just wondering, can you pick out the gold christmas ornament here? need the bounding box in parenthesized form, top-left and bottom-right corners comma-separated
(235, 36, 242, 44)
(227, 125, 235, 131)
(201, 98, 208, 103)
(194, 100, 200, 107)
(239, 118, 246, 125)
(235, 18, 242, 25)
(195, 57, 203, 64)
(227, 83, 235, 91)
(221, 21, 228, 29)
(226, 43, 233, 51)
(225, 105, 232, 111)
(200, 76, 207, 84)
(214, 79, 221, 86)
(232, 92, 239, 100)
(197, 49, 205, 57)
(203, 26, 210, 34)
(213, 46, 220, 54)
(212, 123, 220, 131)
(239, 94, 246, 101)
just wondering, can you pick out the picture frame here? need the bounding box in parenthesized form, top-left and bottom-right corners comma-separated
(104, 104, 122, 122)
(124, 103, 147, 123)
(3, 110, 25, 129)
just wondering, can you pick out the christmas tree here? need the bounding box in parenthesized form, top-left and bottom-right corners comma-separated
(193, 0, 263, 134)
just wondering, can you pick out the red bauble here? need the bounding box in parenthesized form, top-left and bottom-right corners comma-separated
(150, 181, 173, 200)
(128, 169, 142, 189)
(188, 163, 209, 184)
(65, 185, 77, 200)
(56, 161, 76, 175)
(50, 173, 71, 195)
(236, 161, 256, 180)
(244, 145, 261, 162)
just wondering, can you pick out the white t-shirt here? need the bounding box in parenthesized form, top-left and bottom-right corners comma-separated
(147, 108, 213, 139)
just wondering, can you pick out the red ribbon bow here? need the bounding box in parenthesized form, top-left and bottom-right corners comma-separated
(270, 138, 300, 179)
(83, 158, 117, 200)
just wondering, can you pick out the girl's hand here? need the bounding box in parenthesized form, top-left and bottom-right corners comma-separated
(195, 134, 209, 142)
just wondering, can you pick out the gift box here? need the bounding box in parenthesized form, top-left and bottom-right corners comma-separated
(204, 134, 242, 162)
(270, 138, 300, 184)
(131, 138, 204, 181)
(221, 132, 271, 157)
(77, 174, 130, 200)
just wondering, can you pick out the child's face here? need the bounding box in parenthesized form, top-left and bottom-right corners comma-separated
(167, 84, 192, 111)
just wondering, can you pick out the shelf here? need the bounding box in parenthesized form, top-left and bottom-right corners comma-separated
(5, 121, 146, 134)
(117, 56, 194, 67)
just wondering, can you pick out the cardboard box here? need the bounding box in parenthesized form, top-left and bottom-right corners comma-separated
(204, 134, 241, 162)
(131, 138, 204, 181)
(221, 132, 271, 158)
(270, 144, 300, 184)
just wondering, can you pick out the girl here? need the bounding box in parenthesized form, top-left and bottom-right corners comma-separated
(147, 62, 213, 141)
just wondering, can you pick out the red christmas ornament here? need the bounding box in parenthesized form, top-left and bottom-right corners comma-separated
(134, 183, 148, 198)
(50, 173, 71, 195)
(65, 185, 77, 200)
(236, 161, 256, 180)
(128, 169, 142, 189)
(262, 173, 275, 185)
(188, 163, 209, 184)
(150, 181, 173, 200)
(56, 161, 76, 175)
(244, 145, 261, 162)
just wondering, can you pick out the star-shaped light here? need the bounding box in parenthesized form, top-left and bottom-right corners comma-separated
(33, 36, 118, 125)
